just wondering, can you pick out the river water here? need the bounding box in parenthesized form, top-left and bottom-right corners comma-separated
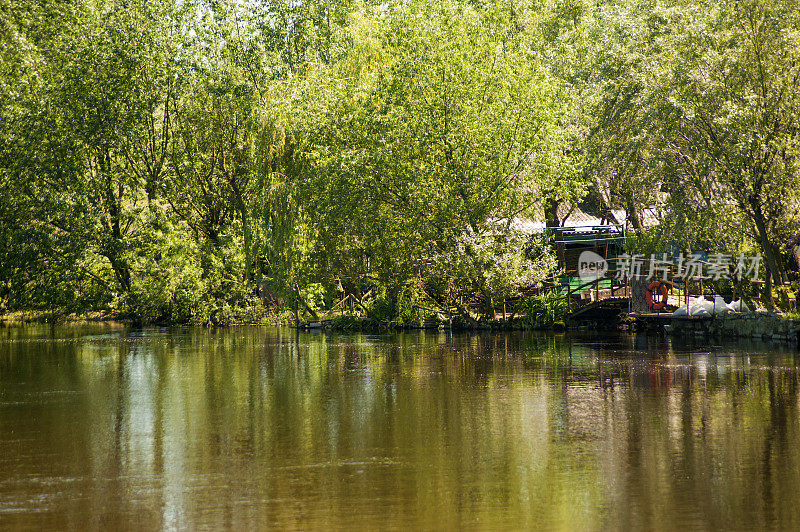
(1, 325, 799, 529)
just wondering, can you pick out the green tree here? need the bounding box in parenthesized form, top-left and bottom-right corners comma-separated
(303, 0, 582, 311)
(656, 0, 800, 286)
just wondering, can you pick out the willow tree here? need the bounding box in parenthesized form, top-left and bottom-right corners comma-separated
(0, 0, 182, 307)
(650, 0, 800, 285)
(301, 0, 583, 312)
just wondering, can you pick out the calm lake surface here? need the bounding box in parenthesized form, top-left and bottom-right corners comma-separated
(2, 325, 800, 530)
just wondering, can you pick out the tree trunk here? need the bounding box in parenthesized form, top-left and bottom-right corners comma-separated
(484, 291, 495, 320)
(544, 197, 560, 228)
(452, 298, 479, 326)
(750, 201, 785, 286)
(229, 180, 252, 285)
(764, 270, 774, 310)
(101, 150, 131, 292)
(625, 195, 644, 232)
(294, 283, 319, 320)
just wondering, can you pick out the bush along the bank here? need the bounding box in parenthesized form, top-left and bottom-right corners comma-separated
(522, 291, 567, 329)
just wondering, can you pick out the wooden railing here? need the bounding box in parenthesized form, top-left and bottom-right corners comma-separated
(548, 270, 629, 315)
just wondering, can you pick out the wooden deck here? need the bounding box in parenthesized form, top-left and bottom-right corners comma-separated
(629, 312, 712, 321)
(568, 296, 629, 319)
(563, 273, 695, 321)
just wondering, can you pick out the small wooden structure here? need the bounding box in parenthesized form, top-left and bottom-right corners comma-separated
(550, 224, 625, 274)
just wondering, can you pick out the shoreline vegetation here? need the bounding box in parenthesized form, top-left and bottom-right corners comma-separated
(2, 0, 799, 328)
(4, 306, 798, 346)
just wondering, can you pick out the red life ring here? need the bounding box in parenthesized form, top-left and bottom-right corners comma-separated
(647, 280, 669, 310)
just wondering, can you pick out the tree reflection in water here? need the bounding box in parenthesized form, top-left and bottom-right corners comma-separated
(0, 325, 798, 529)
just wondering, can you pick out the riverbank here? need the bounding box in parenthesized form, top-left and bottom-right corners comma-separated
(0, 310, 115, 324)
(0, 309, 293, 327)
(664, 311, 800, 345)
(5, 308, 799, 348)
(319, 311, 800, 347)
(299, 311, 635, 334)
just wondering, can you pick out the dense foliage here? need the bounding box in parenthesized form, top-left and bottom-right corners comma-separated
(1, 0, 798, 323)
